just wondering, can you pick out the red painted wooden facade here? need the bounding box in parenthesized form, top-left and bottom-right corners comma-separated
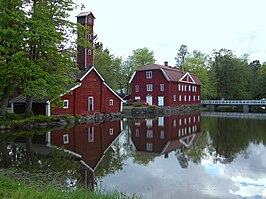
(129, 63, 201, 106)
(52, 67, 123, 116)
(48, 120, 122, 187)
(131, 113, 201, 159)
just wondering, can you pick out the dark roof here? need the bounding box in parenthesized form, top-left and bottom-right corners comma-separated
(75, 67, 92, 80)
(76, 11, 96, 19)
(136, 64, 202, 85)
(10, 95, 48, 104)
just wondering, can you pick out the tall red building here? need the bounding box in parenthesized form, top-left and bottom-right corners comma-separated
(11, 11, 123, 116)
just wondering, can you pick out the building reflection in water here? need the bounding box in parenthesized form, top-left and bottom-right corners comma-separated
(130, 112, 201, 168)
(49, 120, 123, 189)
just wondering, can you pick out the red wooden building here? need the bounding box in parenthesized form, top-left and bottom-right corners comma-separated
(130, 113, 201, 167)
(129, 62, 201, 106)
(11, 12, 123, 116)
(48, 120, 123, 188)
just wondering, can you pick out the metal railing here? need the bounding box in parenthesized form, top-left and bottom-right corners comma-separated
(201, 100, 266, 105)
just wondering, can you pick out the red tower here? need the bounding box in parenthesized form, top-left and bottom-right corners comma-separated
(77, 11, 95, 70)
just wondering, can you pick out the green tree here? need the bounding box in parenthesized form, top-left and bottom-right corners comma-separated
(20, 0, 85, 113)
(128, 47, 156, 70)
(254, 63, 266, 99)
(0, 0, 27, 115)
(175, 44, 189, 68)
(94, 38, 122, 90)
(209, 49, 251, 99)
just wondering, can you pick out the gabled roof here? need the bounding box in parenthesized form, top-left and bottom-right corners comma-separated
(76, 11, 96, 19)
(11, 66, 123, 104)
(129, 64, 202, 85)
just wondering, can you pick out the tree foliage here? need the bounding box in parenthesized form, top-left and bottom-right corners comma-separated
(0, 0, 86, 115)
(175, 44, 189, 67)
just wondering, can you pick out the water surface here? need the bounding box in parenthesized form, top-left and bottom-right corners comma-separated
(1, 112, 266, 198)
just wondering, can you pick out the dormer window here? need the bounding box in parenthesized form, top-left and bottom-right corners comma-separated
(146, 71, 152, 79)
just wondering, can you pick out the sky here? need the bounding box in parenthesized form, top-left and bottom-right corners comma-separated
(70, 0, 266, 66)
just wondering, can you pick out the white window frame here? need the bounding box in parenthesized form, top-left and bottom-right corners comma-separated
(179, 95, 182, 101)
(146, 143, 153, 151)
(63, 100, 69, 109)
(146, 71, 152, 79)
(173, 95, 176, 102)
(63, 134, 69, 144)
(188, 85, 191, 92)
(88, 49, 92, 55)
(160, 130, 165, 139)
(184, 95, 187, 101)
(147, 130, 153, 138)
(88, 127, 94, 143)
(160, 84, 164, 91)
(136, 128, 140, 137)
(178, 84, 181, 91)
(109, 99, 114, 106)
(109, 128, 114, 135)
(135, 85, 139, 92)
(147, 84, 153, 92)
(88, 96, 94, 111)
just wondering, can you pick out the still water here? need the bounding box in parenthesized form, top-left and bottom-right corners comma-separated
(1, 112, 266, 198)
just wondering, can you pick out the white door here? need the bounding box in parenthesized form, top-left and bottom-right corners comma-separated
(146, 95, 153, 105)
(158, 96, 164, 106)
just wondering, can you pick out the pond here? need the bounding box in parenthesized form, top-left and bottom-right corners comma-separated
(1, 112, 266, 198)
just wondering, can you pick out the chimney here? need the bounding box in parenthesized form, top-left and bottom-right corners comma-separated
(164, 61, 168, 66)
(76, 11, 95, 70)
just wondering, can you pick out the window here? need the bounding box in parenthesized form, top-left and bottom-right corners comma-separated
(147, 84, 153, 91)
(188, 85, 191, 92)
(147, 130, 153, 138)
(63, 134, 69, 144)
(136, 129, 140, 137)
(184, 95, 186, 101)
(184, 85, 187, 91)
(88, 97, 94, 111)
(88, 127, 94, 143)
(198, 95, 200, 101)
(146, 71, 152, 79)
(63, 100, 69, 109)
(88, 49, 92, 55)
(173, 95, 176, 101)
(189, 95, 191, 101)
(193, 96, 196, 101)
(173, 120, 176, 127)
(135, 85, 139, 92)
(88, 33, 91, 40)
(179, 95, 182, 101)
(146, 119, 153, 127)
(158, 117, 164, 126)
(109, 99, 114, 106)
(160, 84, 164, 91)
(160, 130, 165, 139)
(146, 143, 153, 151)
(178, 84, 181, 91)
(109, 128, 114, 135)
(181, 84, 184, 91)
(195, 86, 197, 92)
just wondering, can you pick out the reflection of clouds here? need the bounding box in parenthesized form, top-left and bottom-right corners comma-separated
(98, 130, 266, 199)
(230, 176, 265, 197)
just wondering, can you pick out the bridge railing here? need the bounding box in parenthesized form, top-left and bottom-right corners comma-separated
(201, 100, 266, 105)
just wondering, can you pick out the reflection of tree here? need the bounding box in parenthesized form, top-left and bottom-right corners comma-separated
(95, 144, 126, 177)
(185, 116, 266, 165)
(132, 152, 154, 166)
(175, 149, 188, 168)
(0, 132, 80, 187)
